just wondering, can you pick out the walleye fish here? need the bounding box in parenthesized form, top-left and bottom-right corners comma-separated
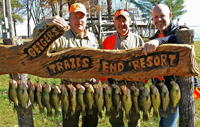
(111, 83, 121, 118)
(150, 83, 161, 118)
(8, 79, 18, 111)
(103, 83, 113, 118)
(35, 81, 45, 114)
(17, 79, 29, 113)
(169, 80, 181, 113)
(131, 85, 140, 119)
(41, 82, 52, 117)
(76, 84, 86, 116)
(50, 85, 61, 117)
(138, 86, 151, 121)
(60, 85, 69, 119)
(93, 83, 104, 118)
(67, 84, 77, 118)
(84, 82, 94, 115)
(121, 84, 132, 120)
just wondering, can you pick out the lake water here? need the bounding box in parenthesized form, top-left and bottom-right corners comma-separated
(189, 26, 200, 41)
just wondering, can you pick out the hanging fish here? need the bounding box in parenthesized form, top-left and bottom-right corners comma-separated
(111, 83, 121, 118)
(138, 86, 151, 121)
(27, 78, 35, 109)
(103, 83, 112, 118)
(93, 83, 104, 118)
(60, 85, 69, 119)
(84, 82, 94, 115)
(41, 82, 52, 117)
(8, 79, 18, 111)
(50, 84, 61, 117)
(67, 84, 77, 118)
(35, 81, 45, 114)
(131, 85, 140, 119)
(156, 82, 170, 118)
(76, 83, 86, 116)
(169, 80, 181, 113)
(121, 84, 132, 120)
(17, 79, 29, 113)
(150, 83, 161, 118)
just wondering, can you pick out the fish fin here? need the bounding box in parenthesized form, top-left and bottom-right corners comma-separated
(82, 110, 87, 116)
(88, 108, 93, 115)
(153, 110, 158, 118)
(171, 107, 177, 113)
(143, 113, 149, 121)
(162, 110, 168, 118)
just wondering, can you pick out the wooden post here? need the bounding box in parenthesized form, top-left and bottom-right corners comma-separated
(3, 38, 34, 127)
(176, 30, 195, 127)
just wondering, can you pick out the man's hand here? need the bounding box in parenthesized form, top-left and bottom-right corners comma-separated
(142, 39, 160, 56)
(45, 15, 68, 28)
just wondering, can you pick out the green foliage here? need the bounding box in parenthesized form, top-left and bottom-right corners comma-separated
(130, 0, 187, 20)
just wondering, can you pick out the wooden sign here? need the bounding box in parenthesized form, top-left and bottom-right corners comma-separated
(0, 25, 198, 81)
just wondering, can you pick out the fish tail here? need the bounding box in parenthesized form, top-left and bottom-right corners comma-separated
(39, 108, 45, 114)
(162, 110, 168, 118)
(71, 111, 76, 118)
(153, 110, 158, 118)
(88, 108, 93, 115)
(98, 112, 102, 118)
(171, 107, 177, 113)
(47, 111, 52, 117)
(143, 113, 149, 121)
(125, 113, 130, 120)
(105, 111, 111, 118)
(81, 110, 87, 116)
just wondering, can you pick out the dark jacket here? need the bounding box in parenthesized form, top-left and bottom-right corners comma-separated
(151, 22, 199, 87)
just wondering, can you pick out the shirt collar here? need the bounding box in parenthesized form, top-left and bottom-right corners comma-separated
(70, 28, 89, 39)
(117, 30, 130, 39)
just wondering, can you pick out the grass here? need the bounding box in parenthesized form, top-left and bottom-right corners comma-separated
(0, 39, 199, 126)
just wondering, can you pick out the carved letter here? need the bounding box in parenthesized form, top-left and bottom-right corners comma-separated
(110, 63, 117, 73)
(82, 58, 89, 68)
(44, 35, 51, 43)
(154, 55, 160, 66)
(46, 31, 54, 40)
(64, 59, 71, 69)
(76, 58, 81, 68)
(102, 61, 109, 73)
(146, 56, 153, 67)
(118, 62, 124, 72)
(36, 41, 44, 51)
(160, 54, 168, 66)
(70, 58, 76, 69)
(56, 62, 64, 72)
(140, 57, 146, 69)
(52, 27, 59, 36)
(48, 64, 57, 74)
(132, 60, 140, 70)
(40, 38, 47, 46)
(32, 44, 41, 54)
(169, 55, 176, 66)
(28, 48, 37, 57)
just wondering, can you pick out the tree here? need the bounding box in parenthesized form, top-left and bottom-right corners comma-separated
(130, 0, 187, 20)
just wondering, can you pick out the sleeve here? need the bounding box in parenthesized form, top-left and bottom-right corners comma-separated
(194, 76, 200, 88)
(32, 20, 47, 39)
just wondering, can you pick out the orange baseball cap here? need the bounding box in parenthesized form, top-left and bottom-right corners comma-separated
(114, 9, 131, 20)
(69, 3, 87, 15)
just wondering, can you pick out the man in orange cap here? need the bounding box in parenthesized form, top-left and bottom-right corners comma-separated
(101, 9, 144, 127)
(142, 4, 200, 127)
(32, 3, 99, 127)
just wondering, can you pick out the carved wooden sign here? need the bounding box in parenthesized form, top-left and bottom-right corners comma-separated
(0, 25, 198, 81)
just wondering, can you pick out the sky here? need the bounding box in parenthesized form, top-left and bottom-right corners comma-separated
(14, 0, 200, 36)
(177, 0, 200, 26)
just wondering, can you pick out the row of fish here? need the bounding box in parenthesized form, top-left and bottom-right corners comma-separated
(8, 78, 181, 121)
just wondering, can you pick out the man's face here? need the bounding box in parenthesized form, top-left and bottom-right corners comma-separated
(152, 5, 171, 33)
(114, 15, 130, 36)
(69, 12, 87, 34)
